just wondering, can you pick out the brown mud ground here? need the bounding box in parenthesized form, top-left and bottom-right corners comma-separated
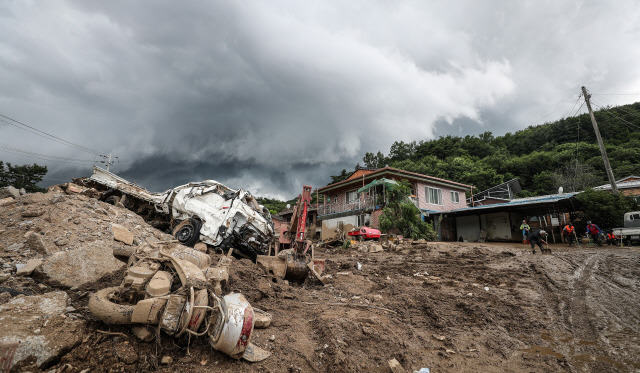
(21, 241, 636, 373)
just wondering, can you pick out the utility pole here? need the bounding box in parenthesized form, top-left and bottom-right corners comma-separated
(581, 86, 618, 194)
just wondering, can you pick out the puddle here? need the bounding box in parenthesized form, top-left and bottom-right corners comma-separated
(519, 345, 564, 359)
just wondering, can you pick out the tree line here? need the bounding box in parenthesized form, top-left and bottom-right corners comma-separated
(331, 102, 640, 196)
(0, 161, 48, 193)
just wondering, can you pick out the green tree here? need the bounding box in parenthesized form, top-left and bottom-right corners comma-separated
(574, 189, 639, 230)
(379, 180, 436, 240)
(0, 162, 47, 192)
(362, 151, 387, 168)
(328, 169, 350, 185)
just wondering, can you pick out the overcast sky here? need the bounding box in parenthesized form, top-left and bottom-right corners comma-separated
(2, 1, 640, 199)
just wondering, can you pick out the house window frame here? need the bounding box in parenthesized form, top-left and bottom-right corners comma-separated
(426, 186, 443, 205)
(450, 191, 460, 203)
(346, 189, 358, 204)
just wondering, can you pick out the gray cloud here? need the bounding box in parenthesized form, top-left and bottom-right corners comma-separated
(1, 1, 640, 199)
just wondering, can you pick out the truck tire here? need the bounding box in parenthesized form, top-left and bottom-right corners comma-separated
(105, 195, 120, 205)
(89, 287, 134, 325)
(173, 218, 202, 247)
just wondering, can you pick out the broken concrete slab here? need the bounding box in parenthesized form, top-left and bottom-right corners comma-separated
(16, 258, 43, 276)
(112, 224, 134, 245)
(39, 242, 125, 288)
(0, 291, 85, 369)
(63, 183, 85, 194)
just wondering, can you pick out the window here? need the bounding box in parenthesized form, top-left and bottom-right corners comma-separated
(450, 191, 460, 203)
(346, 190, 358, 204)
(426, 187, 442, 205)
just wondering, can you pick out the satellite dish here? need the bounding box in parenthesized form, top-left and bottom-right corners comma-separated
(558, 186, 564, 194)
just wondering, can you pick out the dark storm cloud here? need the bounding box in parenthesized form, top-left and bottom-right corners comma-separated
(2, 1, 640, 199)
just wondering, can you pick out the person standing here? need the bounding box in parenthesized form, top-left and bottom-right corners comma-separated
(520, 220, 531, 244)
(529, 229, 549, 254)
(562, 222, 575, 246)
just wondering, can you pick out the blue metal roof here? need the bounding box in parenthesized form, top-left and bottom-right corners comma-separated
(428, 192, 579, 214)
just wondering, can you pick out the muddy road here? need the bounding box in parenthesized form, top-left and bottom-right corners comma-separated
(1, 190, 639, 372)
(49, 243, 640, 372)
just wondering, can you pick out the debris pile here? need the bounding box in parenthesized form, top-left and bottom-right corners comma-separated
(0, 184, 639, 372)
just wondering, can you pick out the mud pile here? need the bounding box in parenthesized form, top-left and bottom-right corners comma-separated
(1, 186, 640, 372)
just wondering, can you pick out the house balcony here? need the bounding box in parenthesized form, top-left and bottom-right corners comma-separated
(318, 195, 379, 218)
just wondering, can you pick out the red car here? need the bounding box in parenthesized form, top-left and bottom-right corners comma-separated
(348, 227, 381, 240)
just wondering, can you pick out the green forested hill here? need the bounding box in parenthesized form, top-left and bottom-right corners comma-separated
(350, 102, 640, 196)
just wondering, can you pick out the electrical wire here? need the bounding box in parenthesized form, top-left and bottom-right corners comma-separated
(590, 95, 640, 122)
(0, 144, 97, 166)
(0, 113, 105, 156)
(590, 100, 640, 132)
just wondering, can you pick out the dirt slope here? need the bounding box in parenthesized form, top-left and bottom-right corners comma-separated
(1, 189, 639, 372)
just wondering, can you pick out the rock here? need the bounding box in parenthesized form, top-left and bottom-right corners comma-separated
(0, 292, 12, 303)
(0, 291, 85, 369)
(269, 334, 276, 341)
(22, 208, 46, 218)
(161, 355, 173, 365)
(132, 326, 155, 342)
(25, 232, 48, 255)
(16, 259, 43, 276)
(54, 238, 69, 247)
(0, 273, 10, 283)
(65, 306, 76, 313)
(368, 244, 384, 253)
(19, 188, 26, 196)
(194, 242, 207, 252)
(0, 197, 15, 207)
(112, 224, 134, 245)
(0, 186, 20, 199)
(388, 358, 407, 373)
(39, 242, 125, 288)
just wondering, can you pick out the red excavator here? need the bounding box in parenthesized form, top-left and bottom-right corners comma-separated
(257, 185, 326, 282)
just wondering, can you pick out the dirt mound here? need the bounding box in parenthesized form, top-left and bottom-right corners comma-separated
(1, 189, 639, 372)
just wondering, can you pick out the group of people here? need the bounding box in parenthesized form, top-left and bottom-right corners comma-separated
(519, 219, 616, 253)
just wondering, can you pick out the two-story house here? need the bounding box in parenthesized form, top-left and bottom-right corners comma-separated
(317, 166, 472, 240)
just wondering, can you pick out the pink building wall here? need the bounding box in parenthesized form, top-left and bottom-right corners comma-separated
(415, 181, 467, 212)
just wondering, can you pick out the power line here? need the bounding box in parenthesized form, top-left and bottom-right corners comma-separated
(0, 144, 97, 166)
(0, 143, 96, 164)
(590, 95, 640, 122)
(0, 113, 104, 156)
(590, 100, 640, 132)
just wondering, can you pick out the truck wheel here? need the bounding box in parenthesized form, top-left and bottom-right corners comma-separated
(105, 195, 120, 205)
(173, 218, 202, 247)
(89, 287, 134, 325)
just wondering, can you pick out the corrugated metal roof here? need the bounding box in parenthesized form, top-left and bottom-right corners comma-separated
(594, 180, 640, 190)
(431, 192, 579, 214)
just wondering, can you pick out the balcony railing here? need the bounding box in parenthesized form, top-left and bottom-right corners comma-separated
(319, 195, 378, 216)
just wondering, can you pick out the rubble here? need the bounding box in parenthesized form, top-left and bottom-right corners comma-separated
(0, 186, 20, 199)
(39, 242, 125, 288)
(16, 258, 42, 276)
(0, 291, 85, 369)
(0, 186, 639, 372)
(111, 223, 134, 245)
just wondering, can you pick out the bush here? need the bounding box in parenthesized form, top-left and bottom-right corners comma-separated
(379, 180, 437, 240)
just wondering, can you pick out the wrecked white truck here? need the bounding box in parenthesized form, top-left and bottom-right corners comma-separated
(82, 166, 274, 259)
